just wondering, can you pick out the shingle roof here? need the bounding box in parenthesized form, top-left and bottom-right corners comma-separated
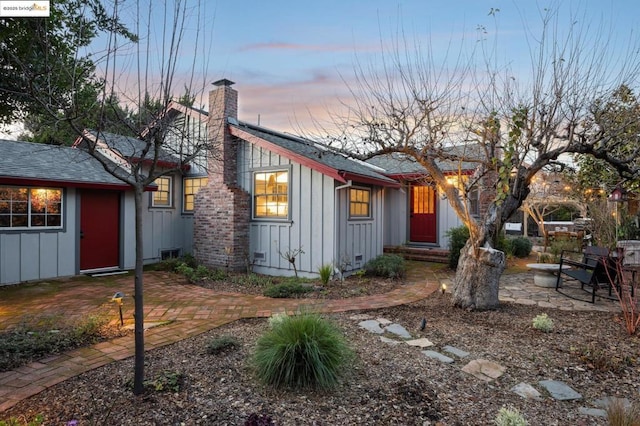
(0, 139, 128, 187)
(367, 145, 483, 175)
(231, 122, 398, 186)
(88, 130, 181, 165)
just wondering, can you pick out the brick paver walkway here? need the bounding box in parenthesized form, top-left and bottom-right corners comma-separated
(0, 266, 439, 412)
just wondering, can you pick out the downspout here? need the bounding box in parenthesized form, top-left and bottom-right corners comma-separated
(334, 179, 353, 278)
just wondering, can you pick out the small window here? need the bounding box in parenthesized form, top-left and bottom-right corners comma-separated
(253, 170, 289, 219)
(349, 188, 371, 218)
(183, 177, 208, 213)
(468, 187, 480, 217)
(0, 186, 63, 229)
(152, 176, 173, 207)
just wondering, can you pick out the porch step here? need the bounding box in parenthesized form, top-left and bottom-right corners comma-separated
(384, 246, 450, 264)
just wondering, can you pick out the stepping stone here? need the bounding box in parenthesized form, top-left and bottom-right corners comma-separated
(593, 396, 631, 410)
(578, 407, 607, 417)
(422, 350, 454, 363)
(405, 338, 434, 348)
(350, 314, 371, 320)
(379, 336, 402, 345)
(538, 380, 582, 401)
(376, 318, 393, 325)
(511, 382, 542, 400)
(442, 345, 469, 358)
(384, 323, 412, 339)
(461, 359, 505, 382)
(358, 320, 384, 334)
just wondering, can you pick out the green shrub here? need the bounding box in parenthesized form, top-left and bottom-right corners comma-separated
(509, 237, 533, 258)
(494, 407, 528, 426)
(318, 263, 333, 285)
(363, 254, 406, 278)
(206, 335, 239, 354)
(532, 313, 554, 332)
(446, 226, 470, 270)
(233, 273, 275, 287)
(252, 313, 353, 389)
(175, 263, 225, 283)
(263, 282, 314, 298)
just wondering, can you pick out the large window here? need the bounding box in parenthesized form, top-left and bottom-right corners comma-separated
(183, 177, 208, 213)
(349, 188, 371, 218)
(0, 186, 62, 229)
(254, 170, 289, 219)
(152, 176, 173, 207)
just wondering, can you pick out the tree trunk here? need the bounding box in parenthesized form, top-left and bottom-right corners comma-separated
(133, 185, 145, 395)
(452, 240, 506, 310)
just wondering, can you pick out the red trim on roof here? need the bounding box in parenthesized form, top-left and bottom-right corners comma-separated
(0, 177, 135, 190)
(339, 172, 401, 188)
(229, 126, 348, 184)
(0, 177, 157, 191)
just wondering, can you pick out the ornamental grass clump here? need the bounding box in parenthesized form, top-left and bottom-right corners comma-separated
(252, 313, 353, 389)
(532, 313, 554, 332)
(494, 407, 528, 426)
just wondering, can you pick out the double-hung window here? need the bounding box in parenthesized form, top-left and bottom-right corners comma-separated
(183, 177, 208, 213)
(0, 186, 63, 229)
(152, 176, 173, 207)
(349, 187, 371, 218)
(253, 170, 289, 219)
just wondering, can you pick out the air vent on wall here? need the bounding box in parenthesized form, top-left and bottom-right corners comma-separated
(354, 254, 363, 262)
(254, 251, 266, 261)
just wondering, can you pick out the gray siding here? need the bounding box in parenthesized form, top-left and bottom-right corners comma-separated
(0, 188, 77, 285)
(335, 185, 384, 272)
(238, 142, 337, 278)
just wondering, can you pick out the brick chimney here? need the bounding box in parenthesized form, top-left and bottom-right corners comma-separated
(193, 79, 250, 271)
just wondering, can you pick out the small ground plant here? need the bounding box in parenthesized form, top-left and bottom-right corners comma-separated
(446, 225, 470, 269)
(0, 313, 114, 372)
(532, 313, 554, 332)
(0, 415, 44, 426)
(494, 407, 528, 426)
(252, 313, 353, 389)
(206, 335, 240, 354)
(143, 370, 184, 392)
(363, 254, 406, 278)
(263, 281, 314, 298)
(318, 263, 333, 285)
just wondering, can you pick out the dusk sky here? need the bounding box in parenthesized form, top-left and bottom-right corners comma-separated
(3, 1, 640, 138)
(194, 1, 638, 132)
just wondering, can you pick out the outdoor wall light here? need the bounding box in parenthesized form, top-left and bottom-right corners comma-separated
(441, 283, 447, 295)
(111, 291, 125, 326)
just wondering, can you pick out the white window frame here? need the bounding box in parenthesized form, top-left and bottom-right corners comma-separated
(252, 168, 290, 220)
(0, 186, 63, 230)
(349, 187, 372, 219)
(182, 177, 208, 213)
(151, 176, 173, 208)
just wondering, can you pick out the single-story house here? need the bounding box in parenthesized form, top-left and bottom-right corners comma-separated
(0, 79, 483, 284)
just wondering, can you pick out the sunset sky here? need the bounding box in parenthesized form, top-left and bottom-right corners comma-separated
(3, 0, 639, 139)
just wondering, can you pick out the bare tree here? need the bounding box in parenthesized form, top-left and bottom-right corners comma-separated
(327, 8, 640, 310)
(2, 0, 215, 394)
(521, 171, 584, 248)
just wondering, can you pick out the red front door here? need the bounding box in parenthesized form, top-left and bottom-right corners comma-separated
(409, 184, 437, 243)
(80, 190, 120, 270)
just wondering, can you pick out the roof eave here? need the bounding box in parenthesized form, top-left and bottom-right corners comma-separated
(229, 126, 348, 184)
(339, 171, 401, 188)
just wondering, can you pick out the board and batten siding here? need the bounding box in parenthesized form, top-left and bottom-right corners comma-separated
(0, 188, 77, 285)
(238, 141, 336, 278)
(334, 184, 385, 272)
(236, 141, 386, 277)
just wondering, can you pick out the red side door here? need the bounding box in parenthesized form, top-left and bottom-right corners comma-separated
(409, 184, 437, 243)
(80, 190, 120, 271)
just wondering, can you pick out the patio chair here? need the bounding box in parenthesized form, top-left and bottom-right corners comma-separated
(555, 246, 616, 303)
